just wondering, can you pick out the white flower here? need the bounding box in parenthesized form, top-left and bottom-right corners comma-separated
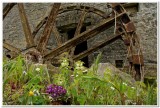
(23, 71, 27, 75)
(59, 81, 62, 85)
(131, 87, 135, 89)
(33, 89, 40, 96)
(75, 66, 80, 70)
(123, 82, 127, 86)
(76, 75, 79, 77)
(61, 62, 69, 67)
(35, 68, 40, 72)
(48, 96, 52, 101)
(76, 63, 80, 67)
(136, 92, 140, 96)
(110, 86, 115, 90)
(83, 69, 88, 73)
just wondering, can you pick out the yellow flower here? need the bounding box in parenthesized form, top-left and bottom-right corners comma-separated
(29, 91, 34, 96)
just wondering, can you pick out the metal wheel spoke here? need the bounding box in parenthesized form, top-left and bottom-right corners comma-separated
(70, 7, 87, 56)
(18, 3, 35, 47)
(44, 12, 125, 60)
(32, 17, 48, 38)
(3, 3, 17, 20)
(52, 25, 62, 46)
(37, 3, 61, 53)
(73, 33, 122, 60)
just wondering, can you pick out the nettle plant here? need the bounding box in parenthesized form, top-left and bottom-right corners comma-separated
(53, 52, 157, 105)
(3, 53, 157, 105)
(3, 56, 51, 105)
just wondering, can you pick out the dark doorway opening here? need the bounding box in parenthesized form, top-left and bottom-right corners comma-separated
(67, 26, 89, 67)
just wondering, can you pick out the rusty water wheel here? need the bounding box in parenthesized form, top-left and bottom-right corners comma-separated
(3, 3, 144, 81)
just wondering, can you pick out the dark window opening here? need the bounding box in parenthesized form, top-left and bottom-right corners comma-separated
(115, 60, 123, 68)
(67, 26, 89, 67)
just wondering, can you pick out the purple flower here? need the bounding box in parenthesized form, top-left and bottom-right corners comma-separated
(51, 93, 57, 98)
(46, 84, 67, 99)
(62, 89, 66, 94)
(58, 86, 63, 89)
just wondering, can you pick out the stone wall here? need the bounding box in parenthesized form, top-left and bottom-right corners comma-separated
(131, 3, 157, 77)
(3, 3, 157, 77)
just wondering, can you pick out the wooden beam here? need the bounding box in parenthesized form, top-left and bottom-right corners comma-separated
(44, 12, 126, 60)
(70, 8, 87, 55)
(52, 25, 62, 46)
(73, 33, 122, 60)
(32, 17, 47, 38)
(18, 3, 35, 47)
(3, 3, 16, 19)
(37, 3, 61, 53)
(3, 42, 21, 53)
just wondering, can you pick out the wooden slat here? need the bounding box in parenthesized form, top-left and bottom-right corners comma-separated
(52, 25, 62, 46)
(70, 8, 87, 55)
(3, 3, 16, 19)
(73, 33, 122, 60)
(44, 12, 126, 60)
(3, 42, 21, 53)
(18, 3, 35, 47)
(32, 17, 48, 38)
(37, 3, 61, 53)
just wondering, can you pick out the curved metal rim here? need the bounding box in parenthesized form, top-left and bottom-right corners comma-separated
(58, 5, 110, 18)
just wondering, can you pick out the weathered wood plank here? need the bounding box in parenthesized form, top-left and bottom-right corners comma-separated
(70, 8, 87, 55)
(32, 17, 48, 38)
(18, 3, 35, 47)
(52, 25, 62, 46)
(3, 3, 16, 19)
(37, 3, 61, 53)
(73, 33, 122, 60)
(44, 12, 126, 60)
(3, 42, 21, 53)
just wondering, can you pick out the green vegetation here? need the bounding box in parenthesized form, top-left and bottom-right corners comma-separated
(3, 53, 157, 105)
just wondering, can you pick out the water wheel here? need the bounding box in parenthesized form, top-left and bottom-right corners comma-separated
(3, 3, 144, 81)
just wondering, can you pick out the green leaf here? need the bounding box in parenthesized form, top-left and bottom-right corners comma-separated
(77, 95, 86, 105)
(71, 87, 78, 97)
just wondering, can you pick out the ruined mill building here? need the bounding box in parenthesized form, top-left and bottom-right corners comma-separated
(3, 3, 157, 81)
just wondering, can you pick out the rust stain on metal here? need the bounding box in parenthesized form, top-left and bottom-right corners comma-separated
(132, 55, 144, 65)
(18, 3, 35, 47)
(44, 12, 126, 60)
(123, 22, 136, 32)
(124, 39, 130, 46)
(110, 3, 120, 8)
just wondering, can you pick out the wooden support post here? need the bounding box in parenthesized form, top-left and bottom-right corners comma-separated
(73, 33, 122, 60)
(44, 12, 126, 60)
(18, 3, 35, 47)
(37, 3, 61, 53)
(3, 3, 16, 19)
